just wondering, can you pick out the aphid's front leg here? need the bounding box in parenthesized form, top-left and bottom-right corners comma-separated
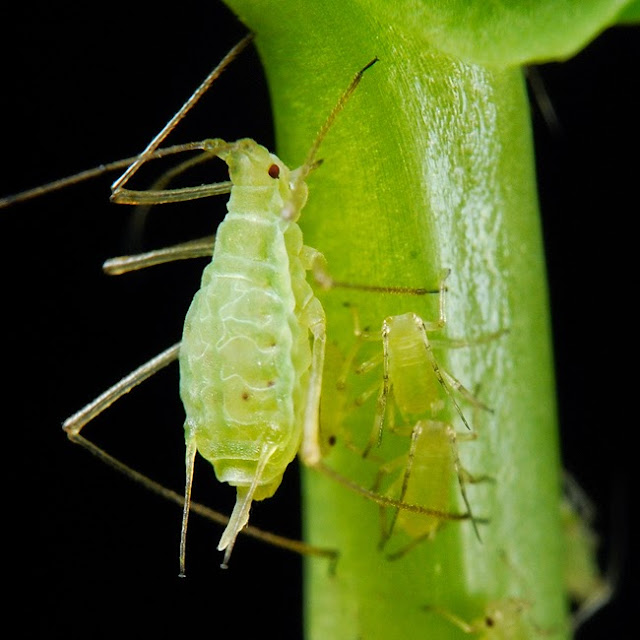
(363, 320, 392, 457)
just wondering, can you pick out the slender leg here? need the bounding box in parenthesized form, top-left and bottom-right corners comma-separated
(299, 298, 327, 466)
(179, 436, 197, 577)
(111, 34, 253, 197)
(63, 343, 181, 437)
(303, 245, 441, 296)
(0, 142, 222, 210)
(103, 236, 215, 275)
(62, 343, 338, 567)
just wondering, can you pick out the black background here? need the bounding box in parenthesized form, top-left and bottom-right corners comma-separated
(1, 4, 636, 638)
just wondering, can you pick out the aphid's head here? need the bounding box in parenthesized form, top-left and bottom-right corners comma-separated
(218, 139, 290, 185)
(213, 138, 306, 221)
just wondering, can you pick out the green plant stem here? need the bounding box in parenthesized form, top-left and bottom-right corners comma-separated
(222, 3, 566, 638)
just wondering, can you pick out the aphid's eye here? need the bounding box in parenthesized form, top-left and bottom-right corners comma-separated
(485, 617, 495, 628)
(268, 164, 280, 179)
(327, 435, 337, 447)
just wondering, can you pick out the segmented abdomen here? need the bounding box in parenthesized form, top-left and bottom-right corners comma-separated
(179, 211, 309, 499)
(396, 421, 455, 536)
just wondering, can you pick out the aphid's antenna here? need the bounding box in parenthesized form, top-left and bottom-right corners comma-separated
(0, 143, 210, 209)
(110, 33, 254, 199)
(301, 57, 379, 176)
(525, 66, 563, 137)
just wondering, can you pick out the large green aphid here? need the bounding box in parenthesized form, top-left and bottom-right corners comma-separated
(176, 135, 330, 569)
(62, 41, 381, 572)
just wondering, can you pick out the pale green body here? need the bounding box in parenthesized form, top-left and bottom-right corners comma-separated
(385, 313, 447, 419)
(385, 315, 454, 537)
(392, 420, 456, 538)
(179, 139, 324, 553)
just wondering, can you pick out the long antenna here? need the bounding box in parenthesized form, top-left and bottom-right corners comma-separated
(302, 57, 379, 174)
(110, 33, 254, 197)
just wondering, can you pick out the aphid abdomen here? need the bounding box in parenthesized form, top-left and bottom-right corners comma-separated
(180, 211, 305, 498)
(395, 421, 456, 537)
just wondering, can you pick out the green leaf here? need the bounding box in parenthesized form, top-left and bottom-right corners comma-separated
(354, 0, 634, 66)
(616, 0, 640, 21)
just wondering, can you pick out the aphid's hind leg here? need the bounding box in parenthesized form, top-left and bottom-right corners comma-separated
(64, 344, 338, 571)
(412, 314, 478, 430)
(445, 425, 483, 541)
(63, 343, 181, 439)
(363, 323, 392, 457)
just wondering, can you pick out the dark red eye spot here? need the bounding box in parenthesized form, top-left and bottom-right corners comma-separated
(268, 164, 280, 179)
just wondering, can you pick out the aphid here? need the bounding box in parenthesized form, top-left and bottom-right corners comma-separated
(422, 598, 536, 639)
(560, 473, 614, 631)
(3, 36, 459, 573)
(339, 274, 500, 550)
(373, 419, 488, 557)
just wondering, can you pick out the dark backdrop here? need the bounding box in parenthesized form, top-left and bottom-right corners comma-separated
(1, 4, 636, 638)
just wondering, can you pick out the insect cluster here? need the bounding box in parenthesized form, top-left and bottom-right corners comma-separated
(2, 32, 613, 640)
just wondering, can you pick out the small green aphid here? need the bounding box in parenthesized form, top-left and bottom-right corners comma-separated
(340, 273, 499, 549)
(423, 598, 536, 639)
(374, 419, 487, 557)
(560, 473, 614, 631)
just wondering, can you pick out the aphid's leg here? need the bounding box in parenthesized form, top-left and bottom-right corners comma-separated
(429, 327, 509, 350)
(0, 142, 215, 209)
(445, 425, 482, 541)
(369, 453, 410, 548)
(361, 317, 395, 457)
(125, 149, 227, 246)
(304, 247, 442, 296)
(299, 297, 327, 466)
(218, 443, 279, 568)
(63, 343, 181, 437)
(412, 314, 475, 430)
(111, 34, 253, 197)
(179, 436, 197, 577)
(110, 160, 233, 205)
(103, 236, 215, 275)
(335, 303, 374, 391)
(379, 422, 423, 547)
(312, 461, 478, 521)
(421, 606, 477, 633)
(439, 367, 493, 413)
(386, 532, 441, 561)
(64, 344, 338, 568)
